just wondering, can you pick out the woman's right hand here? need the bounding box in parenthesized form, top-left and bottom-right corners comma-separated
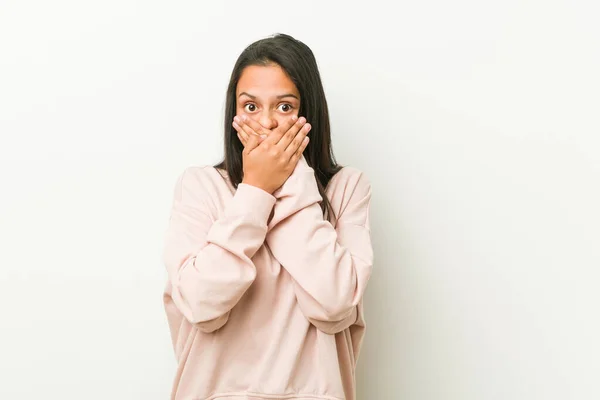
(234, 114, 311, 194)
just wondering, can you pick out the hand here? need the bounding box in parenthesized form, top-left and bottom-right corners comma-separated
(232, 115, 270, 146)
(233, 115, 311, 194)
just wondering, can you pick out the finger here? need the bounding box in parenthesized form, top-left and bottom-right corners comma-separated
(235, 116, 268, 142)
(236, 118, 260, 138)
(243, 131, 261, 154)
(283, 120, 311, 158)
(235, 122, 266, 144)
(237, 132, 247, 147)
(263, 114, 299, 146)
(276, 117, 308, 149)
(233, 115, 255, 136)
(233, 121, 249, 145)
(239, 115, 271, 137)
(291, 136, 310, 163)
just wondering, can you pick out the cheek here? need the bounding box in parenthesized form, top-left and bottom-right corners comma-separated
(274, 115, 291, 128)
(275, 111, 298, 125)
(235, 107, 259, 121)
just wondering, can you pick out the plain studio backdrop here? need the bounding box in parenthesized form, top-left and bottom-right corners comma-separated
(1, 1, 599, 399)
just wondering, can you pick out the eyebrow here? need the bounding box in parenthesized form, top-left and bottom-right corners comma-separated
(238, 92, 299, 100)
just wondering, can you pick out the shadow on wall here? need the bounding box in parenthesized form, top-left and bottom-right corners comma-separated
(355, 190, 410, 399)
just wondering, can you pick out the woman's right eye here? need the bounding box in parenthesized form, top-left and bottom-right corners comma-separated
(244, 103, 257, 112)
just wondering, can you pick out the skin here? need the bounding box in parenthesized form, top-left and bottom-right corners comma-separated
(232, 64, 312, 194)
(235, 64, 302, 135)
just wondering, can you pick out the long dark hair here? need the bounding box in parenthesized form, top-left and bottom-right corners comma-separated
(215, 33, 342, 221)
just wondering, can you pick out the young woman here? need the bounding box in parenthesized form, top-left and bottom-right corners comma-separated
(162, 33, 373, 400)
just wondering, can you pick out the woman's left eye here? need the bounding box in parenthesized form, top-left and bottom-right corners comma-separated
(278, 103, 293, 112)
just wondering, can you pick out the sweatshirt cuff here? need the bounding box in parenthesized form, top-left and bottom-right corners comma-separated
(229, 183, 277, 223)
(267, 169, 322, 231)
(273, 155, 313, 199)
(274, 167, 321, 202)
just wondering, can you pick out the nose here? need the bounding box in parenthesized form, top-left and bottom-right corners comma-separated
(258, 111, 278, 130)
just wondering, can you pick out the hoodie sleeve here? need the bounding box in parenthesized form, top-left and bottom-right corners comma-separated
(266, 158, 373, 334)
(163, 167, 276, 333)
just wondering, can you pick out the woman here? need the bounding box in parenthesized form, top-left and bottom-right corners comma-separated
(162, 33, 373, 400)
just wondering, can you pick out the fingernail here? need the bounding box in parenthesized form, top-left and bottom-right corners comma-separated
(299, 117, 306, 124)
(241, 115, 248, 121)
(260, 135, 267, 140)
(291, 115, 298, 121)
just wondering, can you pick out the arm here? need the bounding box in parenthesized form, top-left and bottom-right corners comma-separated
(163, 167, 276, 333)
(266, 159, 373, 334)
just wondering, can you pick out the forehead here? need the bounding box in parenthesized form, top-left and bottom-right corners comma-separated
(237, 64, 299, 96)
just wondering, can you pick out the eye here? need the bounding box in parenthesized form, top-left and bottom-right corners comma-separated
(278, 103, 293, 112)
(244, 103, 257, 113)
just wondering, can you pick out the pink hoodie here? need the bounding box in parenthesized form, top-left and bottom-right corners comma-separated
(162, 156, 373, 400)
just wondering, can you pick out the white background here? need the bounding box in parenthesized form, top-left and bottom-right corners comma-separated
(1, 1, 599, 399)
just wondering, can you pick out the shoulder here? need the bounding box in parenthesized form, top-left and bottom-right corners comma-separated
(328, 166, 371, 197)
(174, 165, 214, 190)
(326, 166, 372, 221)
(171, 165, 226, 204)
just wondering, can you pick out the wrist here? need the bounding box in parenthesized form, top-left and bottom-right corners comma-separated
(241, 179, 274, 195)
